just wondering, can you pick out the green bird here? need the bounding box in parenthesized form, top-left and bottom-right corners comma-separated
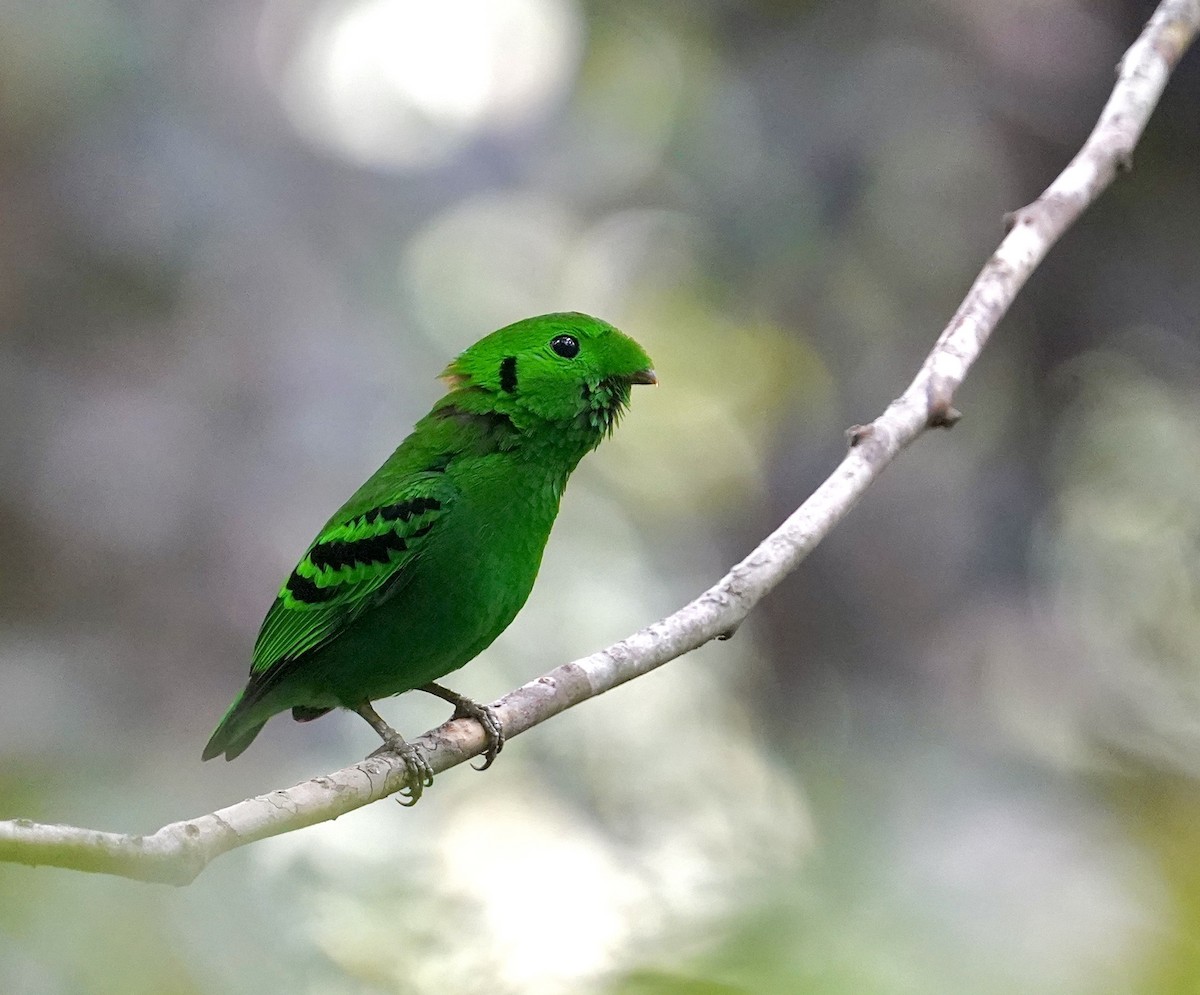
(203, 312, 655, 801)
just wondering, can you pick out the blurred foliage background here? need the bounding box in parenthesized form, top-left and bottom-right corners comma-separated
(2, 0, 1200, 992)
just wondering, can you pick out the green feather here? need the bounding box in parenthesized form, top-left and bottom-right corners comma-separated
(251, 477, 452, 670)
(203, 313, 655, 763)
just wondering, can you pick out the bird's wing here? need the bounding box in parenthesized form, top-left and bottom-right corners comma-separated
(249, 474, 454, 677)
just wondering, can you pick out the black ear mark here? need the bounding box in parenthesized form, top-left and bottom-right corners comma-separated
(499, 356, 518, 393)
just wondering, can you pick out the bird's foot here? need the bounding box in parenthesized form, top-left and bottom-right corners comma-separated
(368, 735, 434, 806)
(456, 699, 505, 771)
(356, 701, 434, 805)
(419, 683, 505, 771)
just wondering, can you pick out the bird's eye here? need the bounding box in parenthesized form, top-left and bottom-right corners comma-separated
(550, 334, 580, 359)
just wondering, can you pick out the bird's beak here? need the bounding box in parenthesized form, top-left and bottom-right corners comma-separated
(629, 368, 658, 385)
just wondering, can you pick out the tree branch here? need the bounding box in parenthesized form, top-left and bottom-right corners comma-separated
(2, 0, 1197, 886)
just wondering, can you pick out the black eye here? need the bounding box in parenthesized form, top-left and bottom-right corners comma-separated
(550, 334, 580, 359)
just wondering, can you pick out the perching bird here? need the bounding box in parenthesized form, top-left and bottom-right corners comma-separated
(203, 312, 655, 802)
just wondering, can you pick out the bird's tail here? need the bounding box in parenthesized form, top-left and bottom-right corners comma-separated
(202, 692, 267, 762)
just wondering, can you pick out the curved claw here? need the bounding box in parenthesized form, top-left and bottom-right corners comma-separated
(457, 702, 504, 771)
(368, 737, 434, 806)
(417, 684, 506, 773)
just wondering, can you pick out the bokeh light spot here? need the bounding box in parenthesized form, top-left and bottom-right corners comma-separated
(263, 0, 583, 170)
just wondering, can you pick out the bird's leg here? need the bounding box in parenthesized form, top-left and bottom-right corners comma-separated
(418, 682, 505, 771)
(356, 702, 433, 806)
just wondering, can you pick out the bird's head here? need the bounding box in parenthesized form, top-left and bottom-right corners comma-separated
(440, 313, 656, 434)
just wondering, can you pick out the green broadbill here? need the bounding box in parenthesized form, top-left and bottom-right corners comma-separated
(203, 312, 655, 800)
